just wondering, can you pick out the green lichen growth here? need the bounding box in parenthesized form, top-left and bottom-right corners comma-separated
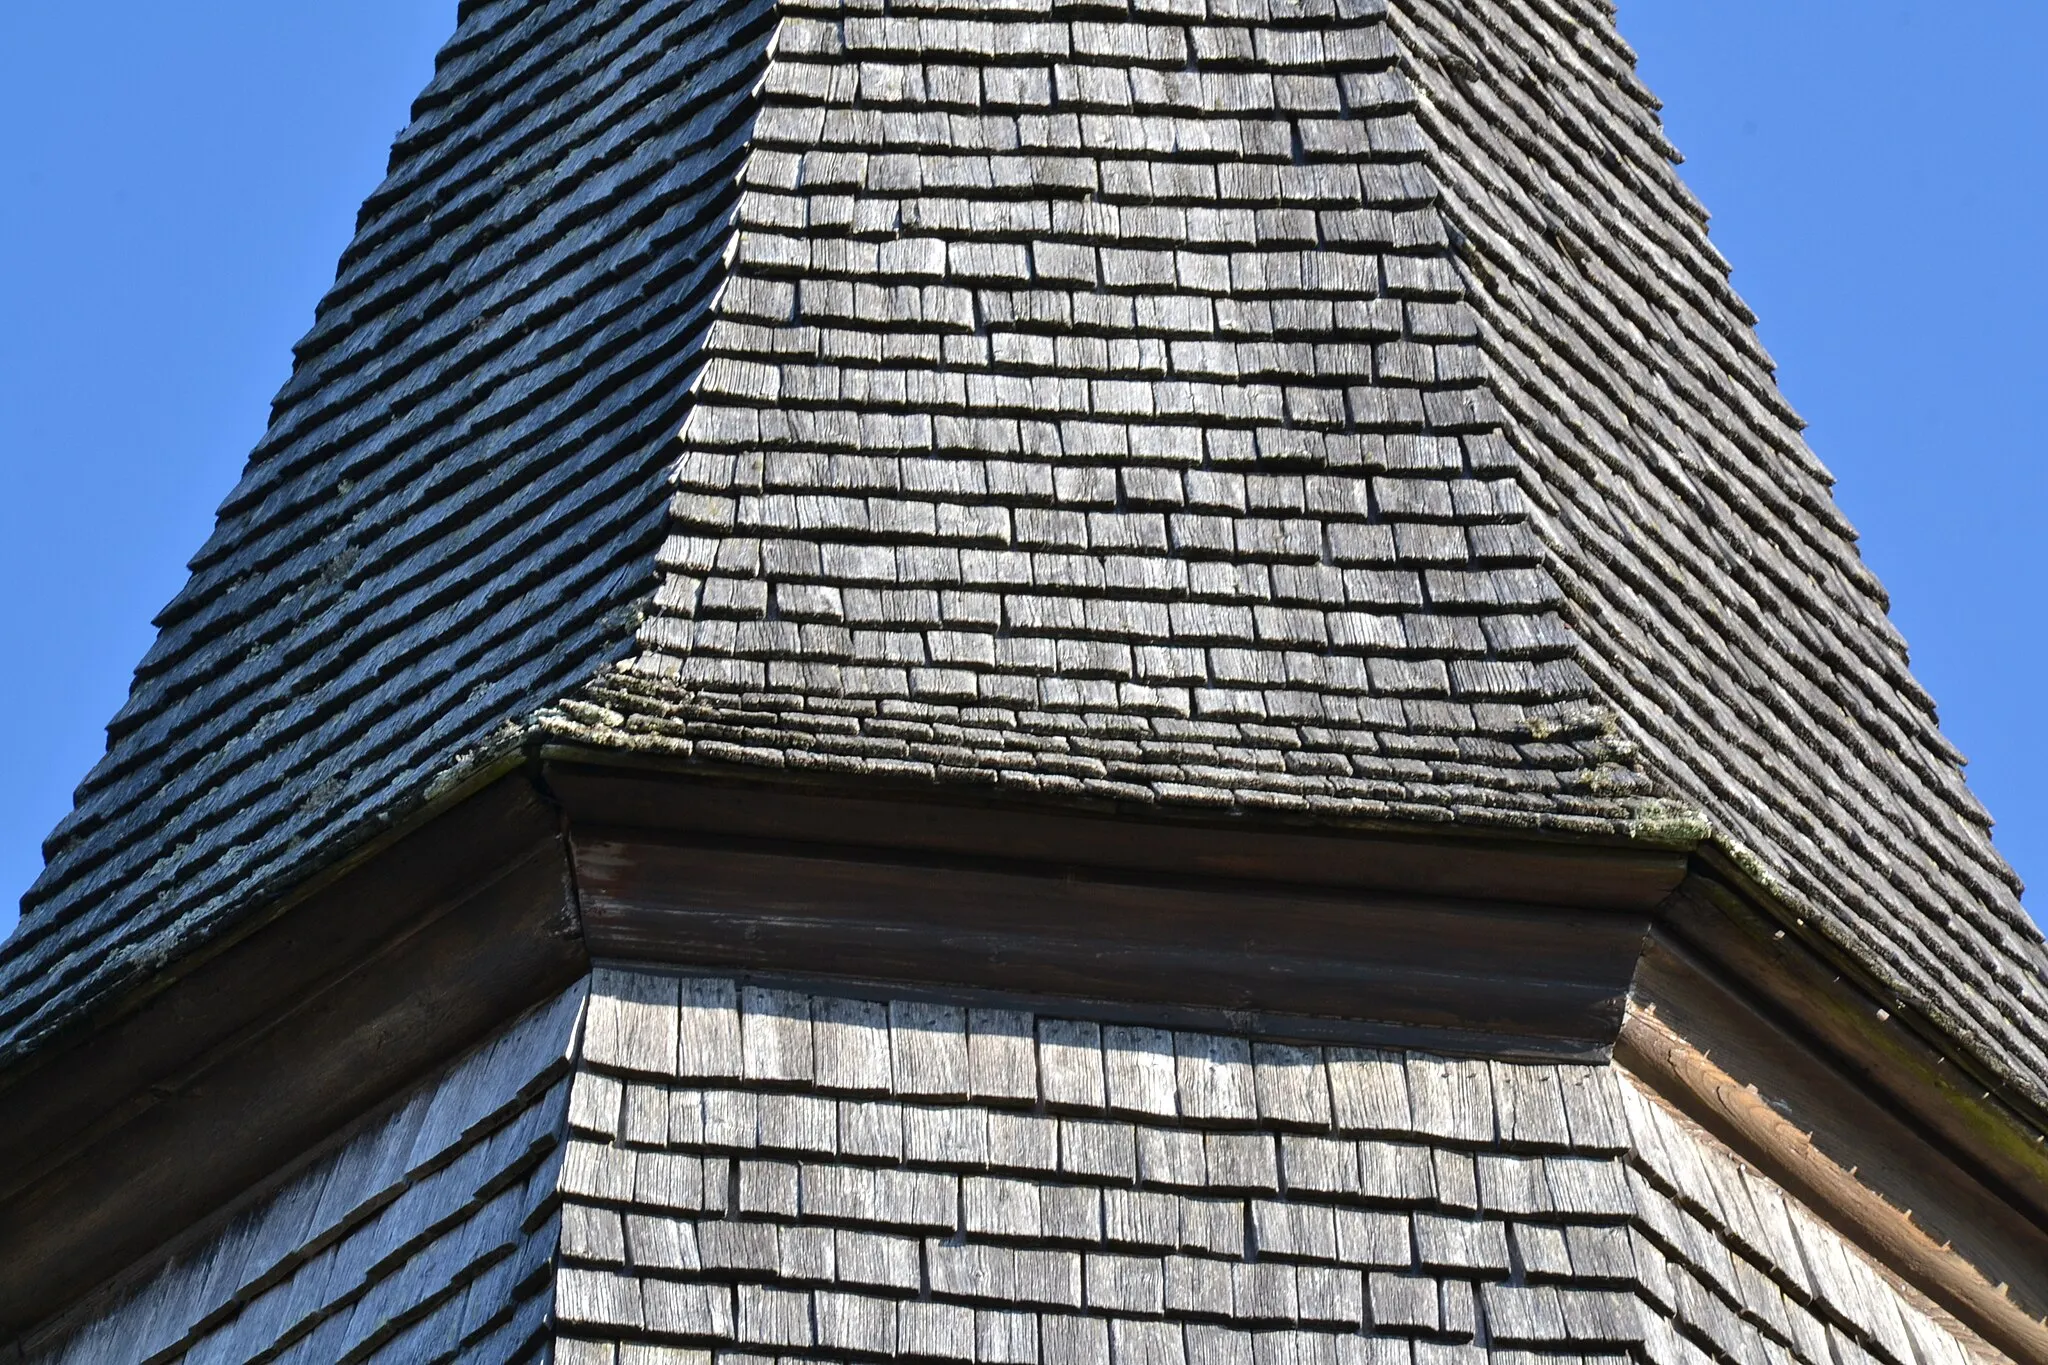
(1627, 797, 1711, 849)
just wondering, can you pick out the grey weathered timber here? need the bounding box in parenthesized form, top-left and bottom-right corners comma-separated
(3, 0, 2043, 1254)
(17, 984, 585, 1365)
(19, 969, 1984, 1365)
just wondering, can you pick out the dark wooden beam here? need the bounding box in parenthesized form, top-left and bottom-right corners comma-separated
(541, 757, 1690, 913)
(1632, 871, 2048, 1353)
(0, 775, 584, 1339)
(550, 761, 1684, 1058)
(1619, 1008, 2048, 1365)
(14, 748, 2047, 1364)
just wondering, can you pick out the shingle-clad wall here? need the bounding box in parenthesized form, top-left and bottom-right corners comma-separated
(14, 985, 585, 1365)
(10, 970, 1980, 1365)
(1385, 0, 2048, 1102)
(589, 0, 1638, 824)
(553, 969, 1974, 1365)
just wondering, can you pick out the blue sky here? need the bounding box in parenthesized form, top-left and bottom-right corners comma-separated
(0, 2, 2043, 938)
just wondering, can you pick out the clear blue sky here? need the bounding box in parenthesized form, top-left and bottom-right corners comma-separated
(0, 2, 2043, 939)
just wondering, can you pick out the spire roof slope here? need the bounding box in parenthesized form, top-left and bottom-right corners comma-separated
(5, 0, 2042, 1109)
(1390, 0, 2047, 1093)
(0, 0, 776, 1058)
(576, 0, 1637, 826)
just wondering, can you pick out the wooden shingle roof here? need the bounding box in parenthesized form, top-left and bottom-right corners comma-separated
(5, 0, 2041, 1107)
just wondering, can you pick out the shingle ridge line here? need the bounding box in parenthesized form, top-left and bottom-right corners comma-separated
(1457, 187, 2024, 895)
(1397, 4, 1790, 427)
(1404, 59, 1830, 515)
(66, 123, 758, 805)
(212, 20, 772, 535)
(1523, 458, 1980, 858)
(128, 192, 741, 711)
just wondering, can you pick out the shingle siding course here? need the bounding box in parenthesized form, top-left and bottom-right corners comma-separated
(5, 0, 2039, 1195)
(19, 984, 586, 1365)
(547, 970, 1965, 1365)
(21, 970, 1977, 1365)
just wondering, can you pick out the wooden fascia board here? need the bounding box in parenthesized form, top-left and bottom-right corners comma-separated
(543, 759, 1686, 1059)
(1629, 865, 2048, 1351)
(1620, 1009, 2048, 1365)
(537, 754, 1692, 912)
(0, 774, 584, 1340)
(1654, 864, 2048, 1226)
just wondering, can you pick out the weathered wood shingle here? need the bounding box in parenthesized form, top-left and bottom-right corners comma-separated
(4, 0, 2040, 1124)
(0, 0, 776, 1061)
(19, 984, 585, 1365)
(538, 970, 1973, 1365)
(587, 0, 1614, 827)
(25, 970, 1979, 1365)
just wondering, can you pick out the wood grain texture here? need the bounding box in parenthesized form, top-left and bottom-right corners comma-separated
(572, 827, 1651, 1057)
(0, 776, 584, 1340)
(1640, 871, 2048, 1325)
(549, 967, 1982, 1365)
(1619, 1009, 2047, 1365)
(542, 761, 1691, 913)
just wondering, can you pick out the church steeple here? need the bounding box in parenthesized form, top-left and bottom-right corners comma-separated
(4, 1, 2044, 1360)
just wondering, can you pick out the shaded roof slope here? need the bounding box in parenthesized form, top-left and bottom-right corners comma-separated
(1387, 0, 2048, 1096)
(0, 0, 776, 1058)
(5, 0, 2041, 1111)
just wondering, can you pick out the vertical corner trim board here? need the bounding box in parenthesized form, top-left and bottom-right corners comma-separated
(14, 969, 1992, 1365)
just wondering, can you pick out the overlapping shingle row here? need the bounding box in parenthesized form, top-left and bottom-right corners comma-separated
(592, 0, 1634, 822)
(549, 972, 1971, 1365)
(1387, 0, 2048, 1097)
(20, 987, 586, 1365)
(0, 0, 775, 1059)
(16, 974, 1978, 1365)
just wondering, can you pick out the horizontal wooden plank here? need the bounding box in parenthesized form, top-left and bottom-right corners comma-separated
(1636, 872, 2048, 1354)
(573, 829, 1652, 1055)
(0, 776, 583, 1339)
(1621, 1005, 2048, 1365)
(542, 759, 1690, 914)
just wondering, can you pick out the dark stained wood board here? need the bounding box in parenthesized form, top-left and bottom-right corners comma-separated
(1654, 870, 2048, 1240)
(0, 776, 584, 1339)
(541, 758, 1691, 912)
(1634, 872, 2048, 1345)
(570, 827, 1655, 1057)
